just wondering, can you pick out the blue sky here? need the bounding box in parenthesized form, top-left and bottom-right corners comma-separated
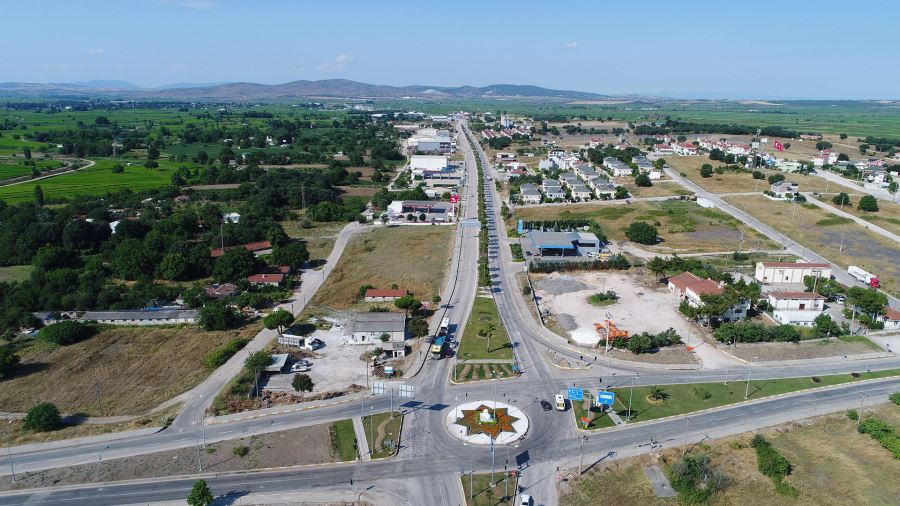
(1, 0, 897, 99)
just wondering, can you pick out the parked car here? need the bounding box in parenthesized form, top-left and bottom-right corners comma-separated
(304, 338, 324, 351)
(290, 360, 311, 372)
(520, 494, 532, 506)
(540, 400, 553, 411)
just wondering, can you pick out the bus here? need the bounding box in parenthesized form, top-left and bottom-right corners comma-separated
(439, 317, 450, 336)
(431, 336, 445, 356)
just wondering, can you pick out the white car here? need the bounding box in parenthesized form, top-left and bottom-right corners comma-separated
(520, 494, 532, 506)
(290, 361, 311, 372)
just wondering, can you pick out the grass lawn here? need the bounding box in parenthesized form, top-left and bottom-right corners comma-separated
(0, 163, 35, 179)
(329, 419, 358, 461)
(360, 411, 402, 459)
(604, 368, 900, 424)
(560, 403, 900, 505)
(462, 472, 518, 506)
(457, 296, 513, 361)
(619, 180, 693, 198)
(0, 159, 192, 203)
(454, 362, 516, 383)
(311, 225, 453, 308)
(724, 194, 900, 296)
(1, 323, 261, 416)
(571, 396, 617, 430)
(0, 264, 33, 283)
(513, 200, 778, 254)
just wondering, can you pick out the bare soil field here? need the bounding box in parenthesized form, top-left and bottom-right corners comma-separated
(0, 324, 261, 416)
(0, 422, 339, 491)
(724, 194, 900, 297)
(337, 185, 378, 197)
(311, 225, 454, 308)
(560, 404, 900, 506)
(513, 200, 778, 254)
(726, 336, 882, 362)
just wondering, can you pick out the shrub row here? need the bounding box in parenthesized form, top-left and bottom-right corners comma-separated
(203, 338, 251, 369)
(751, 435, 797, 496)
(858, 418, 900, 460)
(714, 322, 800, 344)
(529, 254, 630, 273)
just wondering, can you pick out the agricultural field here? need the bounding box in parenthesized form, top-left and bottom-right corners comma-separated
(560, 403, 900, 506)
(310, 225, 454, 309)
(724, 194, 900, 296)
(0, 158, 187, 203)
(0, 323, 261, 416)
(513, 200, 778, 254)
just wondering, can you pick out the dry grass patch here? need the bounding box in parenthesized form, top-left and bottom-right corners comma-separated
(666, 156, 834, 194)
(0, 324, 261, 416)
(811, 196, 900, 237)
(724, 194, 900, 296)
(311, 225, 454, 308)
(560, 404, 900, 506)
(282, 220, 347, 263)
(619, 180, 694, 198)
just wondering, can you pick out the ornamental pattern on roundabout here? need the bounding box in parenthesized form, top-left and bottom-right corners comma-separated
(453, 405, 519, 439)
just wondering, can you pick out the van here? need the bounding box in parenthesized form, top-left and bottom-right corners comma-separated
(555, 394, 566, 411)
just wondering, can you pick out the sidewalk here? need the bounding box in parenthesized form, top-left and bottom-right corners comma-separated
(352, 416, 370, 461)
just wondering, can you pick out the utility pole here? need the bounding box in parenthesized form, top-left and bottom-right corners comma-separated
(5, 420, 14, 483)
(627, 374, 637, 422)
(490, 438, 496, 486)
(95, 383, 103, 417)
(857, 393, 867, 430)
(683, 417, 691, 455)
(744, 357, 757, 399)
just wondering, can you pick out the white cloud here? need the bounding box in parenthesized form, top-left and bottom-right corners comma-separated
(88, 48, 106, 55)
(564, 41, 578, 48)
(316, 54, 355, 72)
(335, 53, 354, 64)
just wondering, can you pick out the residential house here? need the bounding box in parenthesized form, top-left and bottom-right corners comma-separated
(558, 172, 579, 187)
(878, 307, 900, 331)
(495, 152, 516, 162)
(247, 266, 291, 287)
(570, 184, 593, 201)
(812, 150, 838, 167)
(766, 291, 825, 327)
(205, 283, 238, 301)
(668, 272, 749, 322)
(654, 144, 675, 155)
(519, 183, 542, 204)
(673, 143, 698, 156)
(632, 155, 654, 172)
(770, 181, 799, 198)
(223, 212, 241, 224)
(541, 180, 565, 200)
(34, 309, 199, 326)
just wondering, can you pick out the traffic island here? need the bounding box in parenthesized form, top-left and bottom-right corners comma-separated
(445, 400, 528, 445)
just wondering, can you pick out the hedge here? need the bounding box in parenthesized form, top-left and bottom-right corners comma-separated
(858, 418, 900, 460)
(203, 338, 251, 369)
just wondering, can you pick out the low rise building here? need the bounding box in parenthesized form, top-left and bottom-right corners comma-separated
(348, 312, 407, 357)
(387, 200, 455, 222)
(364, 289, 407, 302)
(668, 272, 748, 322)
(34, 309, 199, 326)
(754, 262, 831, 284)
(878, 307, 900, 331)
(767, 291, 825, 327)
(522, 231, 601, 260)
(770, 181, 799, 198)
(519, 183, 542, 204)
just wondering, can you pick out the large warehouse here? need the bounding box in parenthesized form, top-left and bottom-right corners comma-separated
(754, 261, 832, 284)
(522, 231, 601, 260)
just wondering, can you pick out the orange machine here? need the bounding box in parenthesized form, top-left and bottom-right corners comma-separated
(594, 320, 629, 342)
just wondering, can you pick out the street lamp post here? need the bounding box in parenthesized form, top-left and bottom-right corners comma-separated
(858, 393, 868, 430)
(682, 417, 691, 455)
(6, 420, 15, 483)
(627, 374, 638, 422)
(490, 438, 496, 486)
(744, 357, 757, 400)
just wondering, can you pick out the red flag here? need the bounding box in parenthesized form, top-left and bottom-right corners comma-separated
(773, 140, 784, 152)
(449, 194, 459, 204)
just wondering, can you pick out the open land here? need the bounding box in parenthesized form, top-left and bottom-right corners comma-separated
(0, 323, 262, 416)
(560, 403, 900, 505)
(311, 225, 454, 309)
(724, 194, 900, 296)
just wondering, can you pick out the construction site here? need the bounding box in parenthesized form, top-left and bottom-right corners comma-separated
(532, 271, 699, 348)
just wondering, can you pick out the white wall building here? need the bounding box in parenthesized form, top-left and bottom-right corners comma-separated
(767, 291, 825, 327)
(754, 262, 832, 284)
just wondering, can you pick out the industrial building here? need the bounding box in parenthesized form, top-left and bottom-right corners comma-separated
(521, 231, 601, 260)
(754, 262, 831, 284)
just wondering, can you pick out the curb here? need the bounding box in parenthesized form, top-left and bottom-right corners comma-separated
(206, 393, 365, 426)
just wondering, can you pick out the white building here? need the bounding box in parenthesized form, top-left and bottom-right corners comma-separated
(668, 272, 749, 322)
(224, 212, 241, 224)
(770, 181, 799, 198)
(407, 128, 452, 153)
(519, 184, 542, 204)
(409, 155, 449, 175)
(348, 312, 407, 357)
(754, 262, 831, 284)
(767, 291, 825, 327)
(878, 307, 900, 331)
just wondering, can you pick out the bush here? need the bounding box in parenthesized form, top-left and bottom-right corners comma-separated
(668, 453, 726, 503)
(110, 164, 124, 173)
(752, 170, 765, 180)
(198, 302, 242, 331)
(767, 173, 785, 185)
(39, 321, 92, 346)
(857, 417, 900, 460)
(203, 338, 251, 369)
(890, 392, 900, 406)
(0, 346, 20, 379)
(635, 173, 652, 187)
(587, 290, 619, 306)
(752, 435, 798, 496)
(408, 317, 429, 338)
(232, 445, 249, 457)
(700, 164, 713, 178)
(714, 322, 799, 344)
(847, 409, 859, 420)
(625, 221, 658, 245)
(23, 402, 62, 432)
(858, 195, 879, 212)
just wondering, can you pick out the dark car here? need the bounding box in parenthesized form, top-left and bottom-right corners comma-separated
(540, 400, 553, 411)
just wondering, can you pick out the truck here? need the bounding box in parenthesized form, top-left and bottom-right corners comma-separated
(438, 317, 450, 336)
(848, 265, 880, 288)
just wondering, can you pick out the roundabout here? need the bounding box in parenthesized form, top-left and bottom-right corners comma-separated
(444, 400, 529, 445)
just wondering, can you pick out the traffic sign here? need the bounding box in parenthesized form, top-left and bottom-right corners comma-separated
(596, 391, 615, 405)
(567, 387, 584, 401)
(398, 385, 415, 398)
(384, 366, 395, 376)
(371, 381, 386, 395)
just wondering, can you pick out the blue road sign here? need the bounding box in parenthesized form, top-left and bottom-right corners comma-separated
(567, 387, 584, 401)
(596, 391, 616, 405)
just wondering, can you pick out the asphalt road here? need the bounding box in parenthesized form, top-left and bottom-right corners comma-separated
(3, 122, 900, 505)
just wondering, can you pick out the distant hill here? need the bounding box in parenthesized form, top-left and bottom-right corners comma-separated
(0, 79, 609, 101)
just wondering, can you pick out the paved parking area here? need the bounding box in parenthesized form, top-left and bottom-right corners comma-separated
(260, 326, 371, 394)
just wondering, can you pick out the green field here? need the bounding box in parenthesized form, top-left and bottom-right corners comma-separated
(0, 163, 34, 179)
(457, 296, 513, 361)
(0, 159, 184, 203)
(597, 368, 900, 424)
(0, 265, 32, 283)
(329, 419, 358, 461)
(360, 411, 402, 460)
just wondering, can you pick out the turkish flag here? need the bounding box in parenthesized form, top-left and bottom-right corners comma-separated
(449, 194, 459, 203)
(773, 140, 784, 152)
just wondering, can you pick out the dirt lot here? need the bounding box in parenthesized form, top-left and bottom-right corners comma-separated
(724, 194, 900, 297)
(725, 336, 882, 362)
(0, 422, 339, 491)
(513, 200, 778, 254)
(619, 180, 693, 198)
(311, 225, 454, 308)
(533, 271, 700, 368)
(0, 324, 261, 416)
(559, 403, 900, 505)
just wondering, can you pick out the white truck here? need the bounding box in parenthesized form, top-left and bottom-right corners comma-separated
(848, 265, 880, 288)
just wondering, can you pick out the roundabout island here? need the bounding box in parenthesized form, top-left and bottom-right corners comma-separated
(444, 400, 529, 445)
